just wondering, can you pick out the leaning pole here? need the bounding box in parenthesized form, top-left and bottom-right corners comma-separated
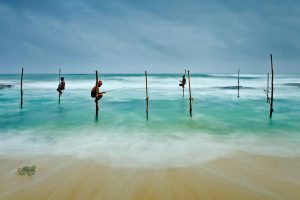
(269, 54, 274, 118)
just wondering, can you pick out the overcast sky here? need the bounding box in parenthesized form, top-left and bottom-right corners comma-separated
(0, 0, 299, 74)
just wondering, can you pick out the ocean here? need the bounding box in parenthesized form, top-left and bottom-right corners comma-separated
(0, 73, 300, 168)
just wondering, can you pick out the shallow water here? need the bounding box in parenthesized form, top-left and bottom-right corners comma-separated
(0, 74, 300, 168)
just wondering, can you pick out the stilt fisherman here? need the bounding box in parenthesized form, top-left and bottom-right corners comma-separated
(179, 74, 186, 88)
(91, 80, 104, 102)
(57, 77, 65, 96)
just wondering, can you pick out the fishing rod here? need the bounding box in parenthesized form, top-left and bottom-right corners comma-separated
(172, 77, 181, 82)
(100, 89, 120, 94)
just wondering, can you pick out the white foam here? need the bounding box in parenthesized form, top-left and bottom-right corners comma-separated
(0, 129, 299, 169)
(5, 74, 300, 100)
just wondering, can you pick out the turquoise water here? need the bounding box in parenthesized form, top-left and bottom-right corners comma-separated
(0, 74, 300, 168)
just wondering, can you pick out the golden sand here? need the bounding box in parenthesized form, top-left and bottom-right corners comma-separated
(0, 152, 299, 200)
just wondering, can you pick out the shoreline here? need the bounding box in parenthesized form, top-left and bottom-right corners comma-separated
(1, 152, 299, 200)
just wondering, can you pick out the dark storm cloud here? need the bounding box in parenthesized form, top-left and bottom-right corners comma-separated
(0, 0, 299, 73)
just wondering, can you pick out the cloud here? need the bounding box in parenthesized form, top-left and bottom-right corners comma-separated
(0, 0, 299, 73)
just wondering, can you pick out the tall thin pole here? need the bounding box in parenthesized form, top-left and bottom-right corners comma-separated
(270, 54, 274, 118)
(145, 70, 149, 120)
(188, 70, 192, 117)
(58, 68, 61, 104)
(20, 67, 24, 108)
(237, 68, 240, 98)
(95, 70, 99, 118)
(266, 73, 269, 103)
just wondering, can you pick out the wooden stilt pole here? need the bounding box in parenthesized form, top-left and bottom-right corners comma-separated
(58, 68, 61, 104)
(237, 68, 240, 98)
(95, 70, 99, 118)
(145, 70, 149, 120)
(20, 67, 24, 108)
(269, 54, 274, 118)
(188, 70, 193, 117)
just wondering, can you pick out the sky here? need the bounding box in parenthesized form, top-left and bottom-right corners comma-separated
(0, 0, 299, 74)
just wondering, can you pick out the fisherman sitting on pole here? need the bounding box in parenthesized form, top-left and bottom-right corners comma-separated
(57, 77, 65, 95)
(91, 80, 104, 102)
(179, 74, 186, 88)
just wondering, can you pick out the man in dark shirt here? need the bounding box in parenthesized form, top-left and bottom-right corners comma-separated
(179, 75, 186, 88)
(57, 77, 65, 95)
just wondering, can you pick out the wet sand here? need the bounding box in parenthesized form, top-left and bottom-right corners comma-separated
(0, 152, 299, 200)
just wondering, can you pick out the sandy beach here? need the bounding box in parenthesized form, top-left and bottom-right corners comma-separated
(1, 152, 299, 200)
